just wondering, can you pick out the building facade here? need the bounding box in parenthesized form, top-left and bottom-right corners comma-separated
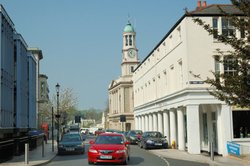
(37, 74, 50, 128)
(108, 21, 140, 131)
(0, 4, 44, 139)
(28, 48, 43, 129)
(133, 3, 249, 156)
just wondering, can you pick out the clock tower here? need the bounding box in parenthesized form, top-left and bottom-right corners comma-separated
(121, 21, 139, 76)
(108, 20, 140, 131)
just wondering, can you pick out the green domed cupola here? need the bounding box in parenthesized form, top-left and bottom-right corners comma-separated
(123, 21, 135, 33)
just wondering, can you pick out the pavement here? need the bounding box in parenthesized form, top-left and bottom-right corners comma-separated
(1, 140, 250, 166)
(1, 140, 57, 166)
(149, 148, 250, 166)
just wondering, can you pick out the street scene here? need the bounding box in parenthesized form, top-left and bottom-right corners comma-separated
(0, 0, 250, 166)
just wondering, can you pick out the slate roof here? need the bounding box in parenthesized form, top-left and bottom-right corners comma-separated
(188, 4, 244, 16)
(134, 4, 245, 71)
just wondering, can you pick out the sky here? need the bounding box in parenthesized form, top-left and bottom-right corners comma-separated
(0, 0, 231, 110)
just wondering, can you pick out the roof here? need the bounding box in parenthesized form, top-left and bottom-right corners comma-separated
(99, 133, 123, 136)
(123, 21, 135, 33)
(134, 4, 245, 71)
(188, 4, 244, 16)
(28, 47, 43, 60)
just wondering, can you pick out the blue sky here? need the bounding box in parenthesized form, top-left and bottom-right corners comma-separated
(0, 0, 231, 110)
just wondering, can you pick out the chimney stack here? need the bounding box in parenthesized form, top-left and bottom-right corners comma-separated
(203, 1, 207, 7)
(197, 0, 201, 8)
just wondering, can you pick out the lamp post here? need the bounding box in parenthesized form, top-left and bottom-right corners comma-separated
(55, 83, 60, 144)
(51, 107, 54, 152)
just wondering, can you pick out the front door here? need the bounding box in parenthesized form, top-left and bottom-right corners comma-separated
(211, 112, 218, 152)
(125, 123, 131, 131)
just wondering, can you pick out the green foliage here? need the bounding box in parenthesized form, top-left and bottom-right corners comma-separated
(76, 108, 103, 123)
(192, 0, 250, 108)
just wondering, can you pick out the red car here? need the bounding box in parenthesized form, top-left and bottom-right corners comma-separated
(88, 133, 130, 165)
(94, 129, 105, 136)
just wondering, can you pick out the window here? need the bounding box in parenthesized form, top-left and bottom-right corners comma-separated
(212, 18, 218, 39)
(223, 56, 237, 76)
(125, 35, 128, 46)
(222, 18, 235, 37)
(202, 113, 208, 146)
(129, 35, 132, 46)
(233, 110, 250, 138)
(177, 26, 181, 40)
(214, 56, 220, 75)
(240, 19, 245, 38)
(130, 66, 134, 73)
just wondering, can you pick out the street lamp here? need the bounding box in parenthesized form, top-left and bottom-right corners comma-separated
(55, 83, 60, 144)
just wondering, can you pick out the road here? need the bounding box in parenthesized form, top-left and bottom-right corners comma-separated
(46, 135, 208, 166)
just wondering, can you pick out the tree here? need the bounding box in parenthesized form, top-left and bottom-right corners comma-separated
(192, 0, 250, 108)
(52, 88, 78, 125)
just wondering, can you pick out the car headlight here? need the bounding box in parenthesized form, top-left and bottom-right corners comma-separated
(58, 144, 64, 148)
(115, 150, 126, 154)
(88, 149, 98, 153)
(130, 136, 136, 140)
(163, 139, 168, 144)
(146, 140, 154, 144)
(77, 144, 83, 147)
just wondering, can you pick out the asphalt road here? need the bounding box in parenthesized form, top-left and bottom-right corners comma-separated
(46, 135, 208, 166)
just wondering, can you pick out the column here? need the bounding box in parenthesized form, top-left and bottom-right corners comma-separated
(220, 104, 232, 156)
(170, 109, 177, 146)
(141, 115, 145, 132)
(121, 88, 124, 113)
(177, 107, 185, 150)
(163, 110, 170, 145)
(135, 116, 139, 130)
(138, 116, 142, 130)
(149, 114, 153, 131)
(157, 112, 163, 134)
(153, 113, 158, 131)
(186, 105, 200, 154)
(145, 115, 149, 131)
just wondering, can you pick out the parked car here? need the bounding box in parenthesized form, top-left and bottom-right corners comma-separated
(105, 129, 120, 133)
(126, 130, 143, 144)
(116, 131, 128, 137)
(58, 132, 85, 155)
(89, 127, 99, 135)
(88, 133, 130, 165)
(80, 128, 89, 135)
(138, 131, 168, 149)
(94, 128, 105, 136)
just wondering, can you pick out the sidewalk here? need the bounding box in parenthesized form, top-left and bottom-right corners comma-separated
(2, 140, 57, 166)
(149, 149, 250, 166)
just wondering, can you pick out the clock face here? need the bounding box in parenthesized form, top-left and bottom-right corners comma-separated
(128, 49, 135, 58)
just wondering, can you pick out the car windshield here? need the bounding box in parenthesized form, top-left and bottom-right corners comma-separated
(62, 134, 81, 142)
(95, 135, 124, 145)
(145, 132, 162, 138)
(130, 130, 142, 135)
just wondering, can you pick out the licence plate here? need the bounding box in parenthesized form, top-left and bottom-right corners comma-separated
(100, 155, 112, 159)
(155, 143, 162, 146)
(66, 148, 74, 151)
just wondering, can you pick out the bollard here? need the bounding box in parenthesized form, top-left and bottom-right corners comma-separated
(210, 141, 214, 161)
(25, 143, 29, 164)
(171, 140, 176, 149)
(42, 140, 45, 157)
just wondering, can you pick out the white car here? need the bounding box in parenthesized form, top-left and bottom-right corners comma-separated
(80, 128, 89, 134)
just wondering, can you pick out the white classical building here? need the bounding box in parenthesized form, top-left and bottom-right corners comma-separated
(133, 2, 249, 156)
(108, 21, 140, 131)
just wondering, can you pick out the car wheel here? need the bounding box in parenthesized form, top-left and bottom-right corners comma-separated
(123, 156, 129, 165)
(143, 143, 147, 150)
(139, 142, 143, 148)
(88, 161, 93, 165)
